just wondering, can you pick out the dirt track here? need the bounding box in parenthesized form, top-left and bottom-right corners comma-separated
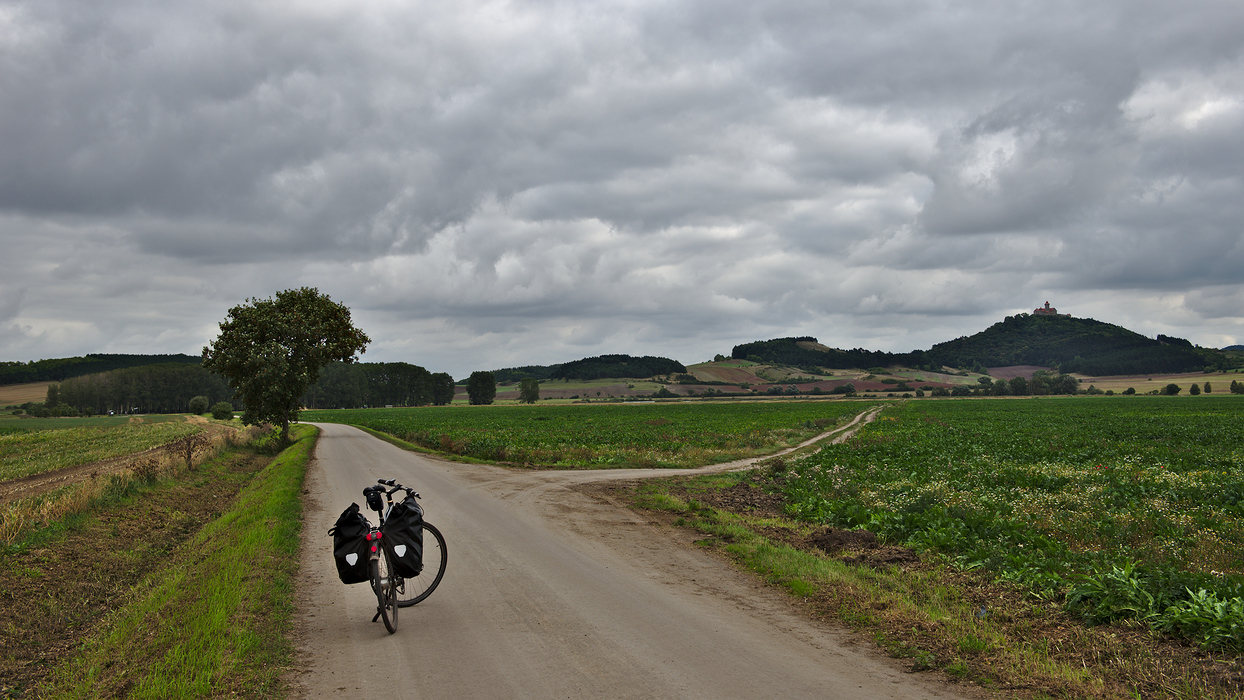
(290, 410, 978, 699)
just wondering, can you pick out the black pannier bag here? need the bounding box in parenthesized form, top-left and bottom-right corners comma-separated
(328, 502, 372, 584)
(380, 497, 424, 578)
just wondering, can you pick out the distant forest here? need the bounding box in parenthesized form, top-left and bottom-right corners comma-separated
(490, 365, 562, 384)
(732, 337, 904, 371)
(28, 359, 452, 415)
(0, 353, 201, 386)
(733, 315, 1238, 376)
(550, 354, 686, 381)
(302, 362, 454, 408)
(55, 363, 232, 414)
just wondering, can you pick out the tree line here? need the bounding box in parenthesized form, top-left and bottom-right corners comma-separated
(0, 353, 202, 386)
(20, 359, 453, 417)
(51, 363, 233, 415)
(302, 362, 454, 408)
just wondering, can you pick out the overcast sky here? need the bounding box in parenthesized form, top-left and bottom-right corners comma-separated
(3, 0, 1243, 378)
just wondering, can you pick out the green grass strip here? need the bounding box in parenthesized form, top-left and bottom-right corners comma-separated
(41, 424, 315, 699)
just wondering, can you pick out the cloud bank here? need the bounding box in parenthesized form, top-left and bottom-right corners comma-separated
(3, 0, 1242, 377)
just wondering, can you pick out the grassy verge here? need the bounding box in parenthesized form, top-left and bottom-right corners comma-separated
(9, 424, 314, 699)
(618, 470, 1244, 700)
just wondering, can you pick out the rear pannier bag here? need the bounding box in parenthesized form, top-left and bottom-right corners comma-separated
(380, 497, 424, 579)
(328, 502, 372, 584)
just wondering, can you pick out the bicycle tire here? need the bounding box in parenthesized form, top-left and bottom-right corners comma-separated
(396, 522, 447, 608)
(371, 553, 399, 633)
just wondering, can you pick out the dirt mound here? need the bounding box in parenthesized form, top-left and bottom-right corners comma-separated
(807, 527, 919, 568)
(843, 546, 919, 567)
(696, 482, 785, 517)
(808, 527, 877, 552)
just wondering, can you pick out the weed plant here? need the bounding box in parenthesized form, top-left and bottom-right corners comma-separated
(781, 396, 1244, 649)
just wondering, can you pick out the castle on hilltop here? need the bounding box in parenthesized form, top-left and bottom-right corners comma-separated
(1033, 301, 1070, 317)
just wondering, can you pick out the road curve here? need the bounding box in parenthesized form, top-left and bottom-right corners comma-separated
(289, 415, 974, 699)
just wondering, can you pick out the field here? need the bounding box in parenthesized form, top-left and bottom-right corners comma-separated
(1071, 369, 1244, 395)
(302, 401, 875, 468)
(0, 382, 52, 406)
(781, 395, 1244, 648)
(0, 417, 204, 481)
(0, 424, 307, 698)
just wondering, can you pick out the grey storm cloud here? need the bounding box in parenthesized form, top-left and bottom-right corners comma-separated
(2, 0, 1242, 376)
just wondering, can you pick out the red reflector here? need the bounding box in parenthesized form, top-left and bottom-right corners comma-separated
(371, 545, 378, 552)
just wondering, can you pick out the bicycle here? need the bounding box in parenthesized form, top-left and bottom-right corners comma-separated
(361, 478, 449, 633)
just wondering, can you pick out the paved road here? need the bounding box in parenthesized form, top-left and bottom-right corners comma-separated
(289, 418, 975, 700)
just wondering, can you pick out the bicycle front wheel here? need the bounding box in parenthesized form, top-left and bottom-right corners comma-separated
(396, 522, 448, 608)
(371, 553, 398, 633)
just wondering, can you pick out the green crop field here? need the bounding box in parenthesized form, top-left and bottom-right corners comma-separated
(303, 401, 875, 468)
(782, 395, 1244, 649)
(0, 419, 204, 481)
(0, 413, 187, 434)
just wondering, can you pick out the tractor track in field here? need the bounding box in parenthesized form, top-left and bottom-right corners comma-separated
(0, 418, 234, 506)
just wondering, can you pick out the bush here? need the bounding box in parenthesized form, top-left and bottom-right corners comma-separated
(188, 396, 210, 414)
(1163, 383, 1181, 396)
(1189, 383, 1201, 395)
(210, 402, 235, 420)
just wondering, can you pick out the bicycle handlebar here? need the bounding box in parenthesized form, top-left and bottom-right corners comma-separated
(364, 478, 420, 505)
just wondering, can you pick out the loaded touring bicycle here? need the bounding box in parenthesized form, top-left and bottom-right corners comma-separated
(328, 479, 448, 633)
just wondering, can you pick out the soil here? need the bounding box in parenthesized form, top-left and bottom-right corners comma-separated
(0, 449, 270, 697)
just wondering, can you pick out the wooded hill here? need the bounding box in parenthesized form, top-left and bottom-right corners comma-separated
(734, 314, 1238, 376)
(0, 353, 202, 386)
(549, 354, 686, 381)
(925, 314, 1227, 375)
(490, 354, 687, 383)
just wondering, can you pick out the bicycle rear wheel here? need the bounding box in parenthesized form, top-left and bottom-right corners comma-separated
(396, 522, 447, 608)
(371, 553, 398, 633)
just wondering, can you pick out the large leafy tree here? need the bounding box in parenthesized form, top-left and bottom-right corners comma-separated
(518, 377, 540, 404)
(203, 288, 370, 442)
(466, 371, 496, 405)
(430, 372, 456, 405)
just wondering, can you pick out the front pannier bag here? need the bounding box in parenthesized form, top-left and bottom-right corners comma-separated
(380, 497, 424, 578)
(328, 502, 372, 584)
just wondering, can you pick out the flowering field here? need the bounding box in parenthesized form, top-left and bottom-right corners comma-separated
(782, 396, 1244, 648)
(0, 420, 204, 482)
(303, 401, 873, 468)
